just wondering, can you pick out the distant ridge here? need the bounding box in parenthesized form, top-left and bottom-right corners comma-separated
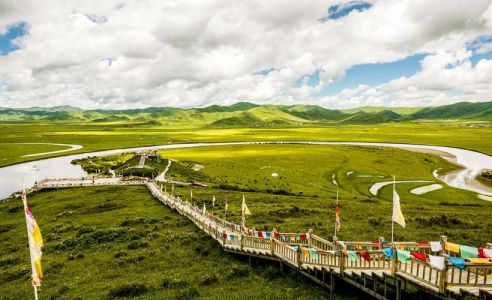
(0, 101, 490, 125)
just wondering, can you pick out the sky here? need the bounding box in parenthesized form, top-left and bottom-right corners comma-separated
(0, 1, 492, 109)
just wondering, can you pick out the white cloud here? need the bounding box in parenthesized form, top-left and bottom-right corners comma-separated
(0, 0, 491, 109)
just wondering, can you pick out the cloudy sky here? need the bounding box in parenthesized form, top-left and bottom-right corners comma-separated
(1, 0, 492, 109)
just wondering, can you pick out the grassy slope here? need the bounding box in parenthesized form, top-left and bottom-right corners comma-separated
(341, 106, 424, 115)
(0, 186, 340, 300)
(0, 122, 491, 168)
(162, 144, 471, 203)
(0, 144, 73, 166)
(160, 144, 492, 244)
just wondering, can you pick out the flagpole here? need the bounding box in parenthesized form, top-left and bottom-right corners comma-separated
(334, 189, 338, 238)
(391, 175, 395, 243)
(34, 286, 38, 300)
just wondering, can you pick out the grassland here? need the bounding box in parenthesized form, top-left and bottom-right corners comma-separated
(0, 143, 73, 166)
(0, 186, 345, 300)
(162, 144, 479, 205)
(1, 122, 492, 168)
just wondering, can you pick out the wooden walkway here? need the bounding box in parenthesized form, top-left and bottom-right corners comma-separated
(27, 178, 492, 299)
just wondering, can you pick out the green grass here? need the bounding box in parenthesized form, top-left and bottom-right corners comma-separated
(1, 122, 492, 168)
(0, 186, 346, 299)
(172, 183, 492, 246)
(161, 144, 481, 206)
(0, 143, 73, 166)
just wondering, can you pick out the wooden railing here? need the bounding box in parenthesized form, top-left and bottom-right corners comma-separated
(272, 239, 298, 266)
(397, 259, 444, 291)
(344, 250, 391, 270)
(242, 236, 271, 251)
(35, 180, 492, 298)
(341, 241, 381, 251)
(446, 264, 492, 287)
(300, 249, 339, 267)
(392, 242, 433, 254)
(310, 234, 334, 251)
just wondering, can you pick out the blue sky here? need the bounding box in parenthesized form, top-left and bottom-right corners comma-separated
(293, 53, 426, 94)
(320, 1, 373, 22)
(0, 22, 27, 56)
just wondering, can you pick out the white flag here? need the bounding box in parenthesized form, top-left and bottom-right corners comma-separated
(392, 189, 405, 227)
(242, 195, 251, 216)
(202, 203, 206, 214)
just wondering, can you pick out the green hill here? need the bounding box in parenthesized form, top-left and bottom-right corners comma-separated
(0, 100, 490, 125)
(408, 101, 492, 121)
(342, 106, 424, 115)
(339, 112, 392, 124)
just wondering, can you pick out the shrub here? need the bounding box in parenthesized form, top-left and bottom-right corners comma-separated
(0, 256, 19, 268)
(175, 288, 200, 300)
(201, 275, 218, 286)
(161, 278, 188, 288)
(127, 241, 149, 250)
(109, 283, 148, 298)
(114, 251, 128, 258)
(228, 266, 250, 279)
(5, 268, 30, 281)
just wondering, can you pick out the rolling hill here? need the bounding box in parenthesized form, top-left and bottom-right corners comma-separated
(0, 101, 490, 126)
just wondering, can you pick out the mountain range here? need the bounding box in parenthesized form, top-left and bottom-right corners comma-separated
(0, 101, 491, 126)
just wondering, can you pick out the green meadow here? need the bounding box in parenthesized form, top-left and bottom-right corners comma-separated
(1, 121, 492, 167)
(1, 118, 492, 299)
(0, 186, 347, 300)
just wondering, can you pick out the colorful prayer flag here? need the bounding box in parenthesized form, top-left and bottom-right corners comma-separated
(448, 257, 466, 269)
(335, 204, 341, 232)
(445, 242, 460, 253)
(22, 189, 43, 287)
(397, 250, 412, 262)
(411, 251, 427, 262)
(382, 247, 394, 259)
(460, 245, 479, 259)
(346, 251, 358, 262)
(429, 255, 445, 271)
(430, 241, 442, 252)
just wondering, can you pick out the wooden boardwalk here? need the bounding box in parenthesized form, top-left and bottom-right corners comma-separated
(27, 178, 492, 299)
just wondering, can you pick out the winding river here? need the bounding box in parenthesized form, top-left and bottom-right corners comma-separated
(1, 141, 491, 200)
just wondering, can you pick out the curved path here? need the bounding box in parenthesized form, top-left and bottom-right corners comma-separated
(0, 142, 83, 157)
(1, 141, 491, 199)
(369, 180, 434, 196)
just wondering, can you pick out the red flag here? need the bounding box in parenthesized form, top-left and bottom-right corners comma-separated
(359, 251, 371, 262)
(411, 251, 427, 262)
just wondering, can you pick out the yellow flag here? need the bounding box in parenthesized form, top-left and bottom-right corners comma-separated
(22, 189, 43, 287)
(392, 189, 405, 227)
(242, 195, 251, 216)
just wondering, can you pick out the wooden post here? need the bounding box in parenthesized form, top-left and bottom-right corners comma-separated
(333, 235, 339, 251)
(297, 248, 302, 269)
(391, 247, 398, 276)
(395, 278, 401, 300)
(440, 235, 448, 255)
(308, 229, 313, 248)
(270, 238, 274, 255)
(378, 236, 385, 250)
(339, 250, 345, 276)
(438, 264, 448, 294)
